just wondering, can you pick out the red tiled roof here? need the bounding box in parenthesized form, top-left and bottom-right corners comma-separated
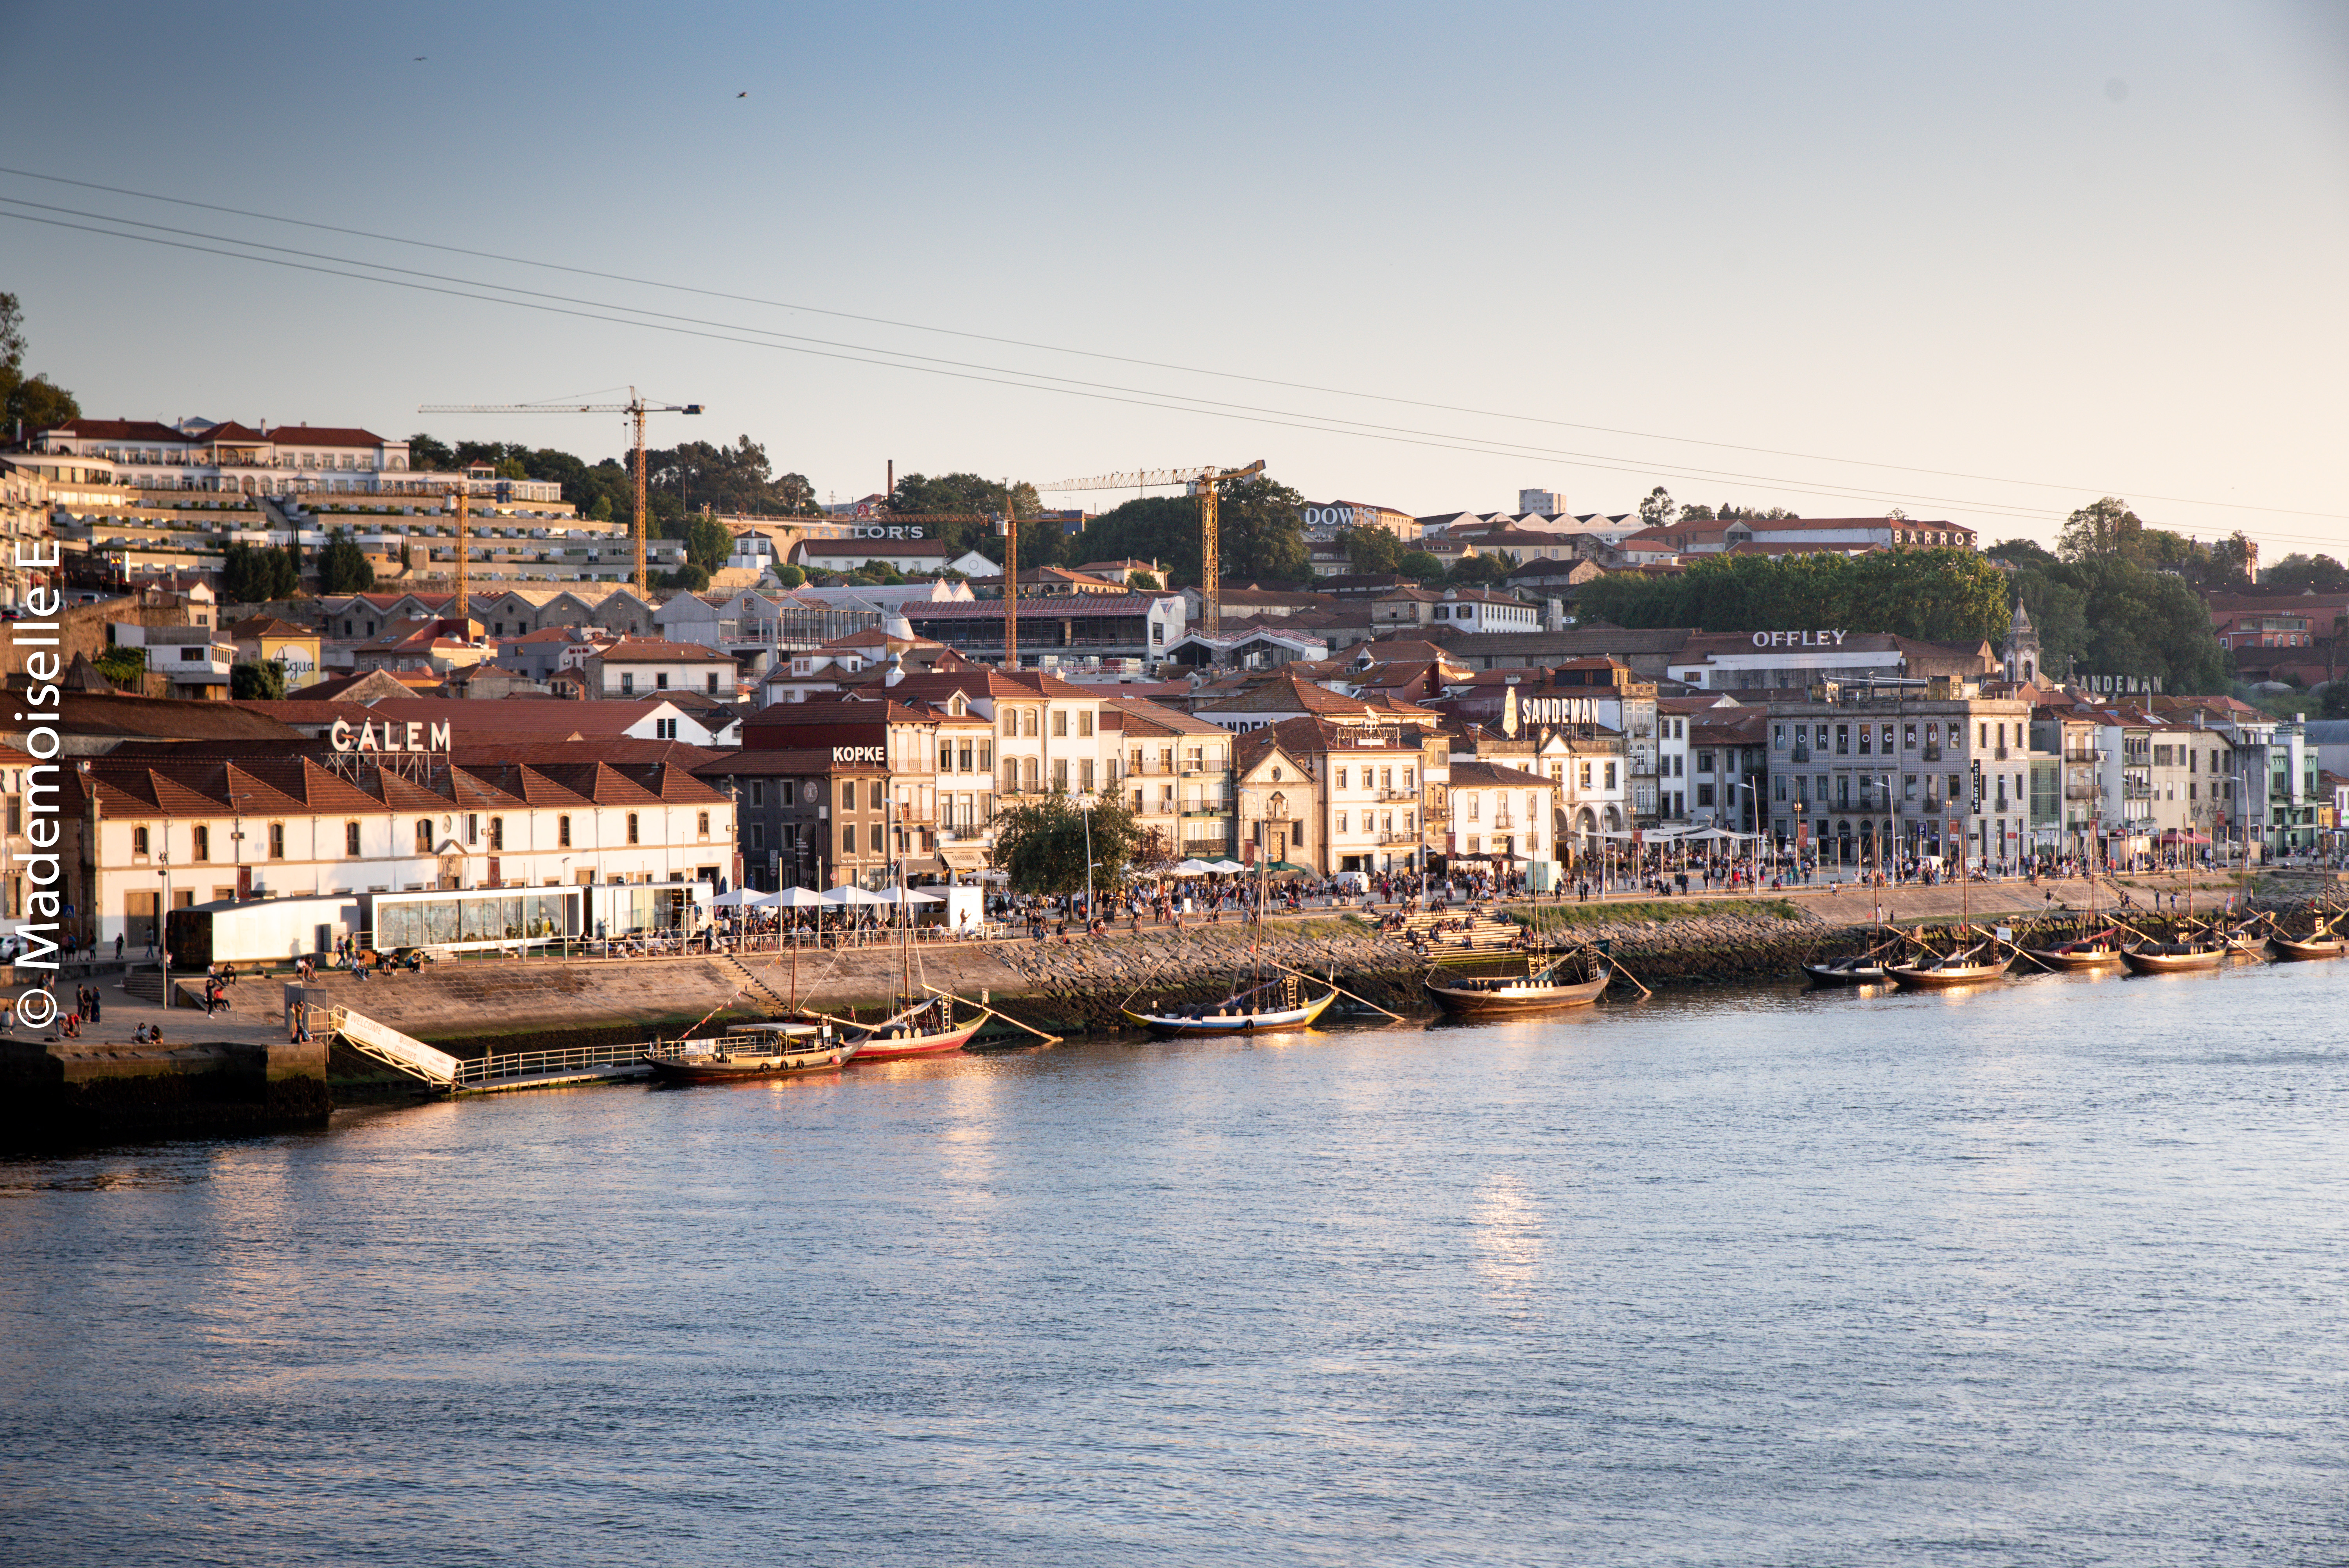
(262, 425, 388, 448)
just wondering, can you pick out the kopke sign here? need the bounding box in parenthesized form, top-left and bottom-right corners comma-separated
(848, 525, 924, 540)
(831, 745, 886, 765)
(1750, 630, 1848, 648)
(331, 718, 453, 753)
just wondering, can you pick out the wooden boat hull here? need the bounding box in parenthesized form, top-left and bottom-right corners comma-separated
(1886, 958, 2013, 990)
(2120, 946, 2224, 975)
(1424, 967, 1611, 1017)
(1123, 990, 1339, 1037)
(2270, 936, 2345, 962)
(847, 1020, 984, 1061)
(1803, 961, 1887, 987)
(2025, 946, 2123, 970)
(646, 1042, 858, 1081)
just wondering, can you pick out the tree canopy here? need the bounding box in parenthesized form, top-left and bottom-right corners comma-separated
(2053, 496, 2252, 589)
(0, 293, 80, 436)
(1575, 548, 2011, 647)
(1079, 474, 1310, 589)
(220, 542, 302, 603)
(317, 529, 375, 594)
(990, 791, 1141, 897)
(230, 660, 287, 701)
(2261, 553, 2349, 593)
(1988, 527, 2228, 693)
(1338, 524, 1403, 575)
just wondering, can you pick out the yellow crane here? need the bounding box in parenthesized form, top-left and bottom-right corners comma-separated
(1037, 461, 1265, 636)
(417, 390, 703, 589)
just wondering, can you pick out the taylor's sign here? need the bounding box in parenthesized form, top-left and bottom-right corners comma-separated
(331, 718, 452, 753)
(1750, 630, 1848, 648)
(832, 745, 885, 765)
(846, 525, 924, 541)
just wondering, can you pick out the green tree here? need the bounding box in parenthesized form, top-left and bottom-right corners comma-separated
(2263, 553, 2349, 593)
(2058, 496, 2146, 562)
(771, 564, 806, 588)
(317, 528, 375, 594)
(230, 660, 287, 700)
(1567, 549, 2011, 647)
(0, 293, 81, 436)
(1339, 524, 1403, 574)
(888, 472, 1043, 559)
(586, 493, 613, 522)
(990, 791, 1141, 897)
(1445, 554, 1513, 588)
(1212, 474, 1309, 584)
(1127, 570, 1161, 591)
(684, 515, 732, 574)
(661, 561, 713, 593)
(406, 433, 456, 471)
(1398, 550, 1446, 584)
(93, 645, 145, 690)
(1638, 486, 1676, 527)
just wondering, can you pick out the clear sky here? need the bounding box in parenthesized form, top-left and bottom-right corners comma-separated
(5, 0, 2344, 555)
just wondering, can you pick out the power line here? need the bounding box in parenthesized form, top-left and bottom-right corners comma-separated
(6, 201, 2342, 550)
(0, 163, 2336, 526)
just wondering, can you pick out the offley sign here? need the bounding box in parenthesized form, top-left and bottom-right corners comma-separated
(330, 718, 453, 753)
(1750, 630, 1848, 648)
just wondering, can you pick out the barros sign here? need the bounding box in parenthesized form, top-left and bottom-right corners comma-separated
(1750, 630, 1848, 648)
(831, 745, 885, 765)
(330, 718, 453, 753)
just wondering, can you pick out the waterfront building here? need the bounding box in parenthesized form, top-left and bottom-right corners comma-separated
(1622, 515, 1979, 557)
(1233, 716, 1437, 876)
(1443, 760, 1561, 875)
(1108, 697, 1237, 862)
(1369, 586, 1540, 633)
(48, 742, 732, 954)
(1762, 681, 2033, 868)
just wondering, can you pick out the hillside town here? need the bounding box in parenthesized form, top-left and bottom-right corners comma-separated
(0, 410, 2343, 957)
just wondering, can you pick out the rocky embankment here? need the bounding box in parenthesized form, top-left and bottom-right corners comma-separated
(981, 903, 1855, 1033)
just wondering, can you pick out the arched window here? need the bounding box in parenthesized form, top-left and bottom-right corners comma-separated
(627, 812, 641, 845)
(1022, 708, 1038, 737)
(1268, 791, 1288, 820)
(488, 817, 504, 851)
(415, 819, 433, 853)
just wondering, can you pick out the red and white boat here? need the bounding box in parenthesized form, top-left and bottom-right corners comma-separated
(840, 997, 983, 1062)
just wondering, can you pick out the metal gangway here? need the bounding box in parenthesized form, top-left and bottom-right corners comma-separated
(312, 999, 774, 1096)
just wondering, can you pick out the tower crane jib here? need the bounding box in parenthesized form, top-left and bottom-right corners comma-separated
(1037, 459, 1264, 636)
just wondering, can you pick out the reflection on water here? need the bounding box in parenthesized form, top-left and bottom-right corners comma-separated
(3, 963, 2347, 1566)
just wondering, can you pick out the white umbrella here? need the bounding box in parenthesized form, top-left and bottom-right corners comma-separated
(1209, 859, 1246, 874)
(874, 887, 942, 904)
(711, 889, 760, 907)
(823, 885, 889, 904)
(771, 886, 830, 907)
(1173, 859, 1215, 876)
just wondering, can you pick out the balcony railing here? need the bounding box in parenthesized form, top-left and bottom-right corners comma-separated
(2064, 748, 2099, 764)
(2064, 784, 2099, 801)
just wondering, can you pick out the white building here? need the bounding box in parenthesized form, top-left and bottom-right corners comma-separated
(34, 418, 565, 503)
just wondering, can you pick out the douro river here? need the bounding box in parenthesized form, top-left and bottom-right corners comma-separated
(4, 960, 2345, 1564)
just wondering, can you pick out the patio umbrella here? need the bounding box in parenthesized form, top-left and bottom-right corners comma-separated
(874, 888, 943, 903)
(823, 886, 889, 903)
(771, 887, 830, 906)
(1209, 859, 1247, 874)
(711, 889, 760, 907)
(1173, 859, 1215, 876)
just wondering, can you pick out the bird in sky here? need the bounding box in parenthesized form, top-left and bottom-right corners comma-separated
(737, 91, 748, 97)
(413, 56, 426, 61)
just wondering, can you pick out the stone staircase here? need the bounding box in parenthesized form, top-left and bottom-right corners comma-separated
(1401, 910, 1523, 953)
(720, 950, 792, 1012)
(121, 966, 166, 1003)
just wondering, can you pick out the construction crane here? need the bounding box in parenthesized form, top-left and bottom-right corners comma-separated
(417, 389, 703, 588)
(1036, 461, 1265, 636)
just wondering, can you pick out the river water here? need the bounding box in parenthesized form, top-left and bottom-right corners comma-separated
(4, 961, 2346, 1566)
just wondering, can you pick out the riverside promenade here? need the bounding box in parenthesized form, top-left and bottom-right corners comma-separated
(2, 866, 2323, 1144)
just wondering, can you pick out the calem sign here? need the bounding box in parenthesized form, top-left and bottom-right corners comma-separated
(330, 718, 453, 753)
(1749, 630, 1848, 648)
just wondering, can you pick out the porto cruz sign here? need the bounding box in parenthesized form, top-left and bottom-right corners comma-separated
(1749, 630, 1848, 648)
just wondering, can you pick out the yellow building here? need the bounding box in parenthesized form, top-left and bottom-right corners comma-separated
(226, 616, 325, 690)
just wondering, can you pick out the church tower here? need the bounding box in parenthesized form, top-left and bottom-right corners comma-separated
(2002, 599, 2041, 686)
